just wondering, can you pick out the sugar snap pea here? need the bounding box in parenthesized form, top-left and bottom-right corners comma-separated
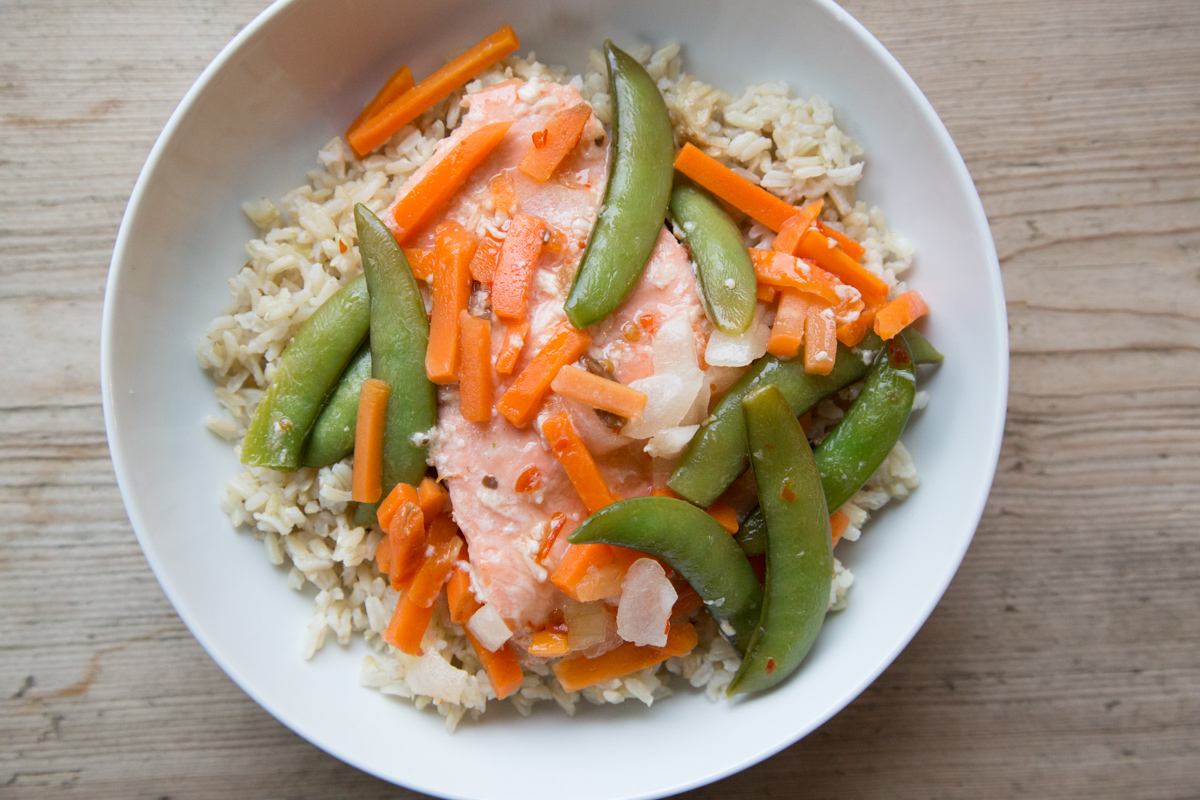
(352, 204, 436, 526)
(670, 179, 756, 335)
(728, 384, 833, 696)
(568, 496, 763, 654)
(241, 274, 370, 471)
(815, 336, 915, 511)
(733, 507, 767, 557)
(563, 41, 674, 329)
(301, 345, 371, 468)
(901, 327, 942, 365)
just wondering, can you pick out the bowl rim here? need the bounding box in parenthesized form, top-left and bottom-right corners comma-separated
(101, 0, 1008, 796)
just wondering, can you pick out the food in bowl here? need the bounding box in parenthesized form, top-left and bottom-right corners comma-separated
(198, 25, 938, 730)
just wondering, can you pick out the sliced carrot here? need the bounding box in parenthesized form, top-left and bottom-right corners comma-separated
(464, 629, 524, 700)
(836, 301, 880, 348)
(795, 228, 889, 304)
(519, 102, 593, 181)
(377, 482, 420, 531)
(468, 236, 502, 283)
(572, 546, 641, 602)
(674, 143, 797, 231)
(350, 378, 391, 503)
(406, 517, 464, 608)
(401, 246, 437, 281)
(527, 628, 571, 657)
(750, 248, 840, 305)
(417, 477, 449, 519)
(495, 321, 528, 375)
(767, 290, 811, 359)
(490, 212, 546, 320)
(550, 543, 612, 597)
(446, 565, 482, 624)
(805, 305, 838, 376)
(798, 409, 814, 437)
(384, 592, 436, 656)
(346, 65, 415, 141)
(830, 509, 850, 546)
(671, 583, 704, 620)
(541, 412, 616, 513)
(426, 221, 477, 384)
(375, 534, 394, 575)
(552, 622, 698, 693)
(816, 220, 866, 261)
(550, 365, 647, 419)
(756, 283, 779, 303)
(496, 327, 591, 427)
(457, 311, 494, 422)
(488, 170, 518, 216)
(772, 200, 824, 255)
(390, 120, 513, 243)
(387, 502, 426, 589)
(651, 486, 681, 499)
(873, 290, 929, 340)
(706, 502, 739, 534)
(347, 25, 520, 157)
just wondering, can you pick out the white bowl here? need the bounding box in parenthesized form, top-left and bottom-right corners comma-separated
(102, 0, 1007, 797)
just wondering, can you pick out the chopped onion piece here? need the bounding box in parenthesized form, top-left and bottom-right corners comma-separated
(652, 315, 701, 375)
(564, 600, 610, 652)
(466, 602, 513, 652)
(704, 304, 770, 367)
(644, 425, 700, 458)
(616, 559, 677, 647)
(407, 650, 469, 705)
(621, 372, 703, 439)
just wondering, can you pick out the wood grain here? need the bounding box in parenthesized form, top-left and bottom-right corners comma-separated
(2, 0, 1198, 797)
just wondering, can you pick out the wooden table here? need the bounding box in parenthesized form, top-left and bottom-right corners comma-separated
(3, 0, 1197, 796)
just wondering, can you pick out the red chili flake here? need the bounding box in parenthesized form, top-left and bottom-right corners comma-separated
(780, 478, 797, 502)
(765, 658, 777, 674)
(622, 321, 642, 342)
(338, 239, 347, 253)
(532, 129, 547, 148)
(515, 465, 541, 493)
(638, 313, 658, 333)
(537, 512, 568, 562)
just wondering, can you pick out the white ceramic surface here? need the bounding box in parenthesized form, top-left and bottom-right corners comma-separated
(101, 0, 1008, 797)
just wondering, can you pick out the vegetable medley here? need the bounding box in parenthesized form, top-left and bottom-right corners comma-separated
(233, 25, 939, 705)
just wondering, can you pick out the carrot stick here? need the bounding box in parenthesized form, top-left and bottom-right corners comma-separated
(651, 486, 681, 499)
(488, 170, 518, 216)
(550, 543, 613, 596)
(417, 477, 449, 520)
(519, 102, 593, 181)
(350, 378, 391, 503)
(750, 248, 840, 305)
(490, 212, 546, 320)
(772, 200, 824, 255)
(552, 622, 699, 693)
(406, 517, 464, 608)
(384, 592, 436, 655)
(816, 220, 866, 261)
(830, 510, 850, 546)
(496, 327, 591, 427)
(346, 65, 415, 142)
(550, 365, 647, 419)
(756, 283, 779, 303)
(805, 306, 838, 375)
(387, 502, 426, 589)
(495, 321, 528, 375)
(377, 482, 420, 531)
(347, 25, 520, 157)
(767, 290, 811, 359)
(458, 310, 494, 422)
(401, 246, 437, 281)
(375, 534, 394, 575)
(671, 583, 704, 620)
(873, 290, 929, 340)
(541, 412, 616, 513)
(390, 120, 513, 243)
(468, 236, 502, 283)
(528, 628, 571, 657)
(446, 565, 482, 624)
(794, 228, 889, 304)
(706, 502, 739, 534)
(836, 301, 880, 348)
(674, 143, 797, 232)
(464, 630, 524, 700)
(426, 221, 477, 384)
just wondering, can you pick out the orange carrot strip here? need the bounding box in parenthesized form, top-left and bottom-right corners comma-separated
(387, 502, 426, 589)
(468, 236, 502, 283)
(816, 220, 866, 261)
(384, 593, 436, 655)
(541, 412, 616, 513)
(457, 311, 494, 422)
(417, 477, 448, 519)
(571, 546, 641, 602)
(795, 228, 889, 304)
(837, 301, 880, 348)
(553, 623, 699, 693)
(464, 629, 524, 699)
(375, 534, 394, 575)
(798, 409, 814, 437)
(750, 248, 841, 305)
(550, 365, 647, 419)
(347, 25, 520, 157)
(674, 143, 797, 231)
(830, 510, 850, 546)
(651, 486, 681, 499)
(550, 543, 613, 597)
(401, 246, 436, 281)
(756, 283, 779, 303)
(772, 200, 824, 255)
(350, 378, 391, 503)
(805, 306, 838, 376)
(527, 628, 571, 657)
(490, 213, 546, 320)
(447, 565, 482, 624)
(496, 327, 591, 427)
(767, 290, 811, 359)
(671, 583, 704, 620)
(519, 102, 593, 181)
(706, 502, 739, 534)
(390, 120, 513, 243)
(495, 321, 528, 375)
(873, 290, 929, 340)
(426, 221, 477, 384)
(488, 170, 518, 216)
(406, 519, 464, 608)
(377, 482, 420, 531)
(347, 65, 415, 141)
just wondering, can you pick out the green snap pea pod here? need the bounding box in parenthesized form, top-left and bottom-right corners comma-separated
(240, 275, 370, 471)
(352, 204, 437, 526)
(668, 335, 883, 507)
(901, 327, 942, 365)
(563, 41, 674, 329)
(728, 384, 833, 696)
(568, 496, 763, 654)
(815, 337, 915, 512)
(670, 179, 756, 335)
(733, 506, 767, 557)
(301, 346, 371, 468)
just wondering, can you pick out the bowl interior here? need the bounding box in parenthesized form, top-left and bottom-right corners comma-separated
(102, 0, 1007, 798)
